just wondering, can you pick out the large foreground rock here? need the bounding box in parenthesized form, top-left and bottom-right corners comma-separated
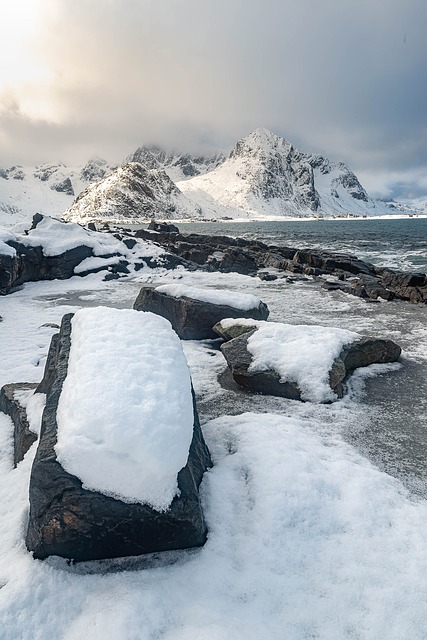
(133, 286, 269, 340)
(26, 314, 212, 561)
(220, 326, 401, 402)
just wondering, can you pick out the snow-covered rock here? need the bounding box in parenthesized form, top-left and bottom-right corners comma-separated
(26, 310, 212, 561)
(0, 214, 166, 293)
(178, 128, 392, 218)
(0, 382, 38, 466)
(220, 321, 401, 402)
(133, 284, 269, 339)
(63, 162, 203, 224)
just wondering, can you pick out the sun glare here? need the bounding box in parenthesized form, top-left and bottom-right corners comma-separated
(0, 0, 55, 119)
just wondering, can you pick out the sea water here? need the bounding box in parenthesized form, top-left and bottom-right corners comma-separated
(179, 217, 427, 272)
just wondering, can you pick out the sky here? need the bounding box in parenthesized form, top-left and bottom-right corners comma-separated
(0, 0, 426, 198)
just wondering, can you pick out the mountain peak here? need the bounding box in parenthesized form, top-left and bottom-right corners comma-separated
(230, 128, 293, 161)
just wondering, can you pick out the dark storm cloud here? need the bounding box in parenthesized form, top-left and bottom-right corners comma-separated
(1, 0, 426, 195)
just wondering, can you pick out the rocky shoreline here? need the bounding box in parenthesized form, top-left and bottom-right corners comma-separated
(136, 223, 427, 304)
(1, 215, 426, 304)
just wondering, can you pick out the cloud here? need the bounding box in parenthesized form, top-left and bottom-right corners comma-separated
(0, 0, 426, 196)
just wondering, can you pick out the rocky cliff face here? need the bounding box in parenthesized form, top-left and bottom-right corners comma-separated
(178, 128, 385, 218)
(63, 162, 202, 223)
(126, 146, 225, 182)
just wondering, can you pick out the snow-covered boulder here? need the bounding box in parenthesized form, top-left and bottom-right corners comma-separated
(213, 318, 260, 341)
(133, 284, 270, 340)
(0, 214, 172, 293)
(220, 322, 401, 402)
(26, 309, 211, 561)
(0, 383, 38, 466)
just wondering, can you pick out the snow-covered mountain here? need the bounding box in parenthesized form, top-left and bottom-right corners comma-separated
(1, 128, 400, 227)
(126, 146, 225, 182)
(178, 128, 391, 218)
(63, 162, 202, 224)
(0, 158, 114, 226)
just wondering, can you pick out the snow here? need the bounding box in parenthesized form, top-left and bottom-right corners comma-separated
(178, 129, 394, 219)
(155, 283, 262, 310)
(0, 216, 165, 281)
(0, 229, 17, 256)
(74, 255, 122, 274)
(246, 321, 359, 402)
(55, 307, 194, 510)
(10, 215, 130, 257)
(0, 160, 114, 227)
(0, 241, 426, 638)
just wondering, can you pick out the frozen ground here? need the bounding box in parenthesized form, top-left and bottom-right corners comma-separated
(0, 262, 427, 639)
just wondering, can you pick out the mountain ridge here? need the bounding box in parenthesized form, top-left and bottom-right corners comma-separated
(0, 128, 404, 226)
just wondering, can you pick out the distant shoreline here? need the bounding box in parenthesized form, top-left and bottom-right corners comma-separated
(115, 213, 427, 228)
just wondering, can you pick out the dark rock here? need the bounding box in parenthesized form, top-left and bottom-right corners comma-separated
(50, 177, 74, 196)
(213, 320, 260, 341)
(375, 269, 427, 303)
(339, 337, 402, 371)
(123, 238, 137, 249)
(220, 330, 302, 400)
(220, 329, 401, 402)
(148, 220, 179, 233)
(0, 383, 38, 466)
(133, 287, 269, 340)
(26, 314, 212, 562)
(36, 334, 60, 394)
(258, 272, 278, 281)
(0, 251, 19, 295)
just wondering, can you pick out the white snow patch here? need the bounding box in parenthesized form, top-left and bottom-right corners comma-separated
(74, 256, 121, 274)
(246, 321, 359, 402)
(55, 307, 195, 510)
(0, 229, 17, 256)
(25, 393, 47, 436)
(155, 283, 261, 310)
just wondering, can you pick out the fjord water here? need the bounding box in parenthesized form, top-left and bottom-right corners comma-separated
(180, 217, 427, 272)
(180, 217, 427, 495)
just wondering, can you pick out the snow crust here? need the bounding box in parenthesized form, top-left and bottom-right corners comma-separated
(155, 283, 261, 310)
(55, 307, 194, 510)
(246, 321, 359, 402)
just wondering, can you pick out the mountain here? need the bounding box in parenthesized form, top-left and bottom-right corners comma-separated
(126, 146, 225, 182)
(178, 128, 391, 218)
(1, 128, 398, 227)
(63, 162, 202, 223)
(0, 148, 222, 226)
(0, 158, 113, 226)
